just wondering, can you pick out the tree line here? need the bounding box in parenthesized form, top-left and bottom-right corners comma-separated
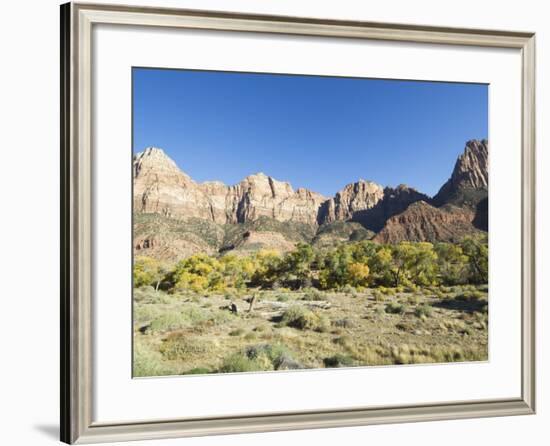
(134, 236, 488, 294)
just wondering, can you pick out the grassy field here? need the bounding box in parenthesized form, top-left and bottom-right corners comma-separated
(133, 284, 488, 377)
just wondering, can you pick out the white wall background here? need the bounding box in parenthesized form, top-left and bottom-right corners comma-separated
(0, 0, 547, 445)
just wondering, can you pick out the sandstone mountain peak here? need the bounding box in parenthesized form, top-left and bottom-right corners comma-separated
(317, 180, 384, 225)
(133, 146, 186, 177)
(141, 146, 166, 155)
(246, 172, 268, 178)
(432, 139, 488, 207)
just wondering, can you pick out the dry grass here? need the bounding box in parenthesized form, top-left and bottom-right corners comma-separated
(133, 285, 488, 377)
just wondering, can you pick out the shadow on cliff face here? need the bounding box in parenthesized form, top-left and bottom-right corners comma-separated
(349, 191, 427, 232)
(472, 197, 488, 231)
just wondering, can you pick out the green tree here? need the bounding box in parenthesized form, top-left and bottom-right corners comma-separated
(281, 243, 315, 288)
(346, 262, 370, 287)
(368, 243, 437, 287)
(460, 236, 489, 283)
(133, 256, 166, 289)
(407, 242, 438, 286)
(435, 243, 468, 285)
(251, 249, 282, 288)
(172, 253, 222, 293)
(350, 240, 378, 264)
(368, 246, 394, 286)
(319, 245, 353, 289)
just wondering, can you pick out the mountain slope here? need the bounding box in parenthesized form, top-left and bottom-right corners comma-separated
(373, 202, 481, 243)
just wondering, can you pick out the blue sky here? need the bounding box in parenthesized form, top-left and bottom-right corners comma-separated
(133, 68, 487, 197)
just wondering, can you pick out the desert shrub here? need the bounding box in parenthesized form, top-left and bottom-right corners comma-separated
(276, 293, 290, 302)
(341, 284, 358, 296)
(186, 367, 211, 375)
(246, 344, 286, 363)
(133, 286, 157, 302)
(391, 344, 416, 364)
(229, 328, 245, 336)
(133, 340, 173, 377)
(332, 317, 355, 329)
(303, 288, 328, 301)
(224, 291, 236, 300)
(149, 313, 190, 333)
(244, 332, 257, 341)
(374, 305, 385, 315)
(219, 353, 271, 373)
(333, 335, 354, 350)
(208, 309, 235, 326)
(134, 287, 176, 304)
(159, 333, 213, 360)
(280, 306, 330, 332)
(134, 304, 164, 326)
(323, 354, 355, 368)
(149, 306, 211, 333)
(414, 304, 433, 318)
(385, 302, 406, 315)
(455, 290, 485, 302)
(395, 321, 415, 332)
(372, 290, 385, 301)
(431, 347, 466, 363)
(219, 343, 301, 373)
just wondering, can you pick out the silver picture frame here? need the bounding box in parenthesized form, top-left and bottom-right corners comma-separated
(60, 2, 536, 444)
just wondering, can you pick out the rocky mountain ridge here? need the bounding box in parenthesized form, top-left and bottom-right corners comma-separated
(133, 140, 488, 260)
(134, 148, 326, 227)
(133, 148, 429, 228)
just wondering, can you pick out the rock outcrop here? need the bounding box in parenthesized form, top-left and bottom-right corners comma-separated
(318, 180, 384, 224)
(232, 173, 326, 225)
(432, 139, 488, 207)
(133, 147, 221, 222)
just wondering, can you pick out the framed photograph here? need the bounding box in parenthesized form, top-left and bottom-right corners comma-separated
(61, 2, 536, 444)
